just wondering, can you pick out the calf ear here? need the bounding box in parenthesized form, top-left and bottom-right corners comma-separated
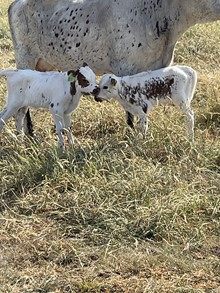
(110, 78, 117, 86)
(82, 62, 88, 67)
(67, 71, 75, 82)
(70, 81, 76, 96)
(67, 69, 79, 78)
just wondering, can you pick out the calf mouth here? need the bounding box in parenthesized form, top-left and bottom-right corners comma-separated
(91, 87, 100, 96)
(94, 96, 104, 102)
(91, 87, 104, 102)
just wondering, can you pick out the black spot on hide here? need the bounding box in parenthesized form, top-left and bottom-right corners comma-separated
(144, 77, 174, 98)
(77, 72, 89, 88)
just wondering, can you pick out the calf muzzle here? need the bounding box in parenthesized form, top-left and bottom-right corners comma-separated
(91, 86, 100, 96)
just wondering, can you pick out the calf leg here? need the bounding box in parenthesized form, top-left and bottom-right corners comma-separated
(184, 108, 194, 142)
(63, 114, 74, 145)
(13, 108, 34, 136)
(51, 111, 65, 149)
(0, 106, 20, 132)
(0, 108, 7, 131)
(172, 92, 195, 142)
(137, 114, 148, 137)
(14, 107, 28, 135)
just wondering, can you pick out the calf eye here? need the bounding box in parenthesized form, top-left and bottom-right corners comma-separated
(82, 78, 89, 86)
(103, 86, 108, 89)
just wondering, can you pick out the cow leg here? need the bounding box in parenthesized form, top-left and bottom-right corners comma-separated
(24, 109, 34, 136)
(126, 111, 134, 128)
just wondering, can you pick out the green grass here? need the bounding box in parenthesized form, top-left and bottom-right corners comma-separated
(0, 1, 220, 292)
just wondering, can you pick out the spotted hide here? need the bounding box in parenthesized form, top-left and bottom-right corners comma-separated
(96, 65, 197, 141)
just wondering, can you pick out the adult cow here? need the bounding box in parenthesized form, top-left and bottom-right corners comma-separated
(8, 0, 220, 135)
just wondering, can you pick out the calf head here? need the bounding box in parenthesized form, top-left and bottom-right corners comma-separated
(94, 74, 119, 102)
(67, 63, 99, 96)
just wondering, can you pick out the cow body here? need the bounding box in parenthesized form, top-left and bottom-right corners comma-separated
(8, 0, 220, 75)
(96, 66, 197, 141)
(8, 0, 220, 133)
(0, 65, 99, 149)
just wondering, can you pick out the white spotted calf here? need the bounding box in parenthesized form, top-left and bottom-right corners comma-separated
(0, 63, 100, 149)
(95, 65, 197, 141)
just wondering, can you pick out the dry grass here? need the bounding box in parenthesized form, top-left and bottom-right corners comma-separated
(0, 1, 220, 292)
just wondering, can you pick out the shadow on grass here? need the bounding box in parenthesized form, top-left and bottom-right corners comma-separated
(0, 142, 95, 211)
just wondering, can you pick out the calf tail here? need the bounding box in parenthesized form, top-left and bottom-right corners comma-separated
(0, 69, 17, 78)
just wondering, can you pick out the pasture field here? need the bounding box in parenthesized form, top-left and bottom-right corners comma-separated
(0, 1, 219, 292)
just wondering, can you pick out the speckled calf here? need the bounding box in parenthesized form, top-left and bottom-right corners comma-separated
(96, 66, 197, 141)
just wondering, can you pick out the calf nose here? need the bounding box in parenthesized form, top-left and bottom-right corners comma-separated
(92, 86, 100, 96)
